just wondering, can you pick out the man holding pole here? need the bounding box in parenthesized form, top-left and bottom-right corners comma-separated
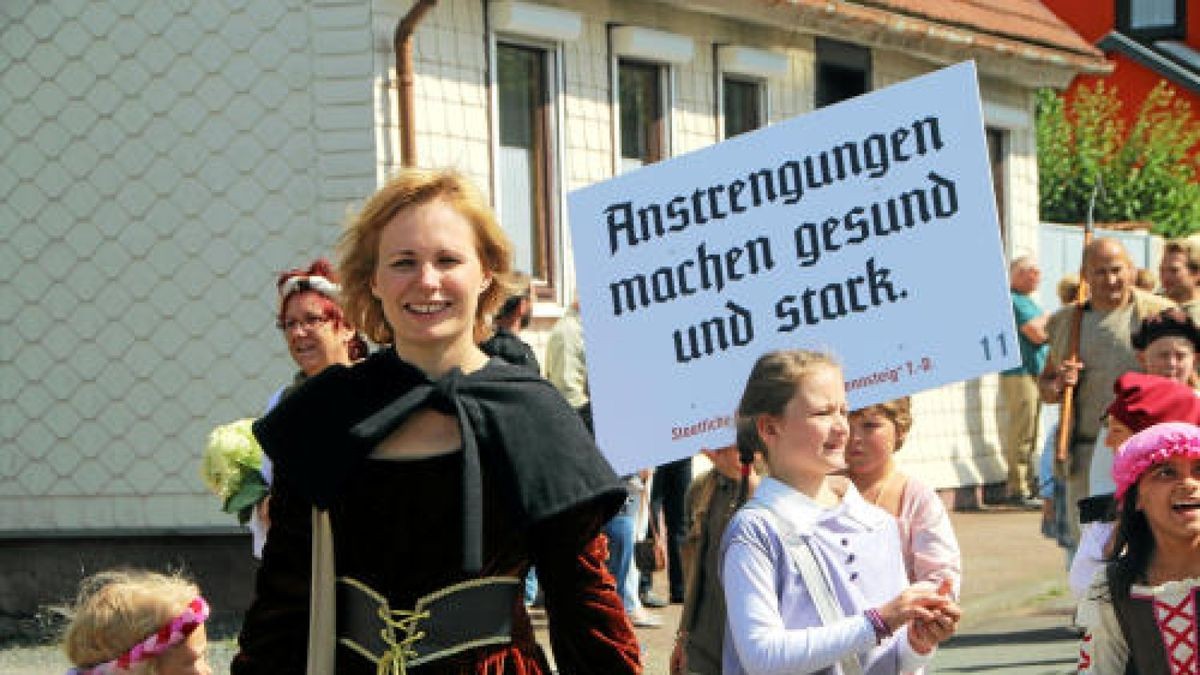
(1038, 238, 1172, 554)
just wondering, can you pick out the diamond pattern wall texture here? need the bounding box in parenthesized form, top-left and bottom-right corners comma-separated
(1, 0, 378, 531)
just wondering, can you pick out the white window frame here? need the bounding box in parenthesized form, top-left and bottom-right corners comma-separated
(609, 25, 693, 174)
(487, 33, 569, 305)
(612, 57, 674, 174)
(715, 45, 785, 139)
(983, 100, 1032, 255)
(716, 74, 768, 141)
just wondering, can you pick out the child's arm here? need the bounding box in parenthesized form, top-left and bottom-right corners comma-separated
(906, 479, 963, 598)
(723, 531, 878, 675)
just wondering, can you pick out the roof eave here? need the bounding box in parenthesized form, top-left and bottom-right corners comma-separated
(652, 0, 1112, 88)
(1097, 31, 1200, 96)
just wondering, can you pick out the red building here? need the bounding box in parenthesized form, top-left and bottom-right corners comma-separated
(1043, 0, 1200, 156)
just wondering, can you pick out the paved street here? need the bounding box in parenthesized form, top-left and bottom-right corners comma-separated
(935, 600, 1078, 674)
(0, 509, 1082, 674)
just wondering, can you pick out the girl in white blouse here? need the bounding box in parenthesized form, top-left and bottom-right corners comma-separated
(721, 349, 960, 675)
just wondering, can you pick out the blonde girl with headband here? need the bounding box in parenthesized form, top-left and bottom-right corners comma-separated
(62, 569, 211, 675)
(721, 349, 960, 675)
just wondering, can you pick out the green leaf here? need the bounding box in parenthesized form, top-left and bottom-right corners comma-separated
(222, 471, 269, 521)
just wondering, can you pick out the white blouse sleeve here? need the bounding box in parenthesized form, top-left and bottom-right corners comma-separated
(722, 534, 878, 675)
(1069, 523, 1112, 599)
(1076, 570, 1128, 674)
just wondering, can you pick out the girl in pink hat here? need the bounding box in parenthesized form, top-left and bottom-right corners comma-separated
(1077, 421, 1200, 674)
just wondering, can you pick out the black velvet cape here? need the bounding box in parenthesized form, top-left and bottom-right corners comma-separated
(253, 349, 626, 533)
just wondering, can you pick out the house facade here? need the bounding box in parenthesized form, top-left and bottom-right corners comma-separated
(1042, 0, 1200, 158)
(0, 0, 1106, 620)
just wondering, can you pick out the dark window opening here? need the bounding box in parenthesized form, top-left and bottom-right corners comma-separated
(986, 127, 1007, 241)
(815, 38, 870, 109)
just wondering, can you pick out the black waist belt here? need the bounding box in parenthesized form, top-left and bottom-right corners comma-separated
(1078, 493, 1117, 524)
(337, 575, 521, 673)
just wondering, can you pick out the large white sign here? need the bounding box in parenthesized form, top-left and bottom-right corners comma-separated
(567, 62, 1018, 474)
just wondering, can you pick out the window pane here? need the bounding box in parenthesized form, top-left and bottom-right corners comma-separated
(1131, 0, 1176, 28)
(619, 61, 662, 168)
(724, 78, 762, 138)
(499, 146, 535, 272)
(499, 46, 537, 148)
(497, 43, 547, 277)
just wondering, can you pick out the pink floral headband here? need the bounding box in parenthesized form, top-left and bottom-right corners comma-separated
(1113, 422, 1200, 500)
(67, 596, 209, 674)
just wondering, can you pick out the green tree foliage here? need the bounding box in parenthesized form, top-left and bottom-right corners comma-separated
(1037, 81, 1200, 236)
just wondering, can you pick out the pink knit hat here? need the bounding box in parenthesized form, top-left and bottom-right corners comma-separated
(1113, 422, 1200, 500)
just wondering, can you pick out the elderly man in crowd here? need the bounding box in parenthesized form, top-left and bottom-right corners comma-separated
(1038, 238, 1174, 556)
(999, 255, 1048, 506)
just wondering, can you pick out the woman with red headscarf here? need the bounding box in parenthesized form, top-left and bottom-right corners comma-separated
(250, 259, 368, 556)
(270, 258, 368, 402)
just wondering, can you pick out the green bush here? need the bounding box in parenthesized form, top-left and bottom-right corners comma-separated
(1036, 81, 1200, 237)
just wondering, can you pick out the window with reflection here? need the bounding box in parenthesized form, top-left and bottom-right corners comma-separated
(497, 42, 555, 294)
(723, 76, 764, 138)
(618, 60, 665, 172)
(1118, 0, 1185, 39)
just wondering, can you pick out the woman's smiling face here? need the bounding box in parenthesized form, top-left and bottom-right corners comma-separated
(370, 199, 490, 358)
(280, 291, 353, 376)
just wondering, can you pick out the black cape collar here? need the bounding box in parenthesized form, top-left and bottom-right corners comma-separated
(252, 349, 625, 573)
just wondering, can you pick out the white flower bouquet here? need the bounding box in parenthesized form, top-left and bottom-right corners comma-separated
(200, 418, 269, 524)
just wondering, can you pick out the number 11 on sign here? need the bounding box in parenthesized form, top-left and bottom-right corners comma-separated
(980, 333, 1008, 361)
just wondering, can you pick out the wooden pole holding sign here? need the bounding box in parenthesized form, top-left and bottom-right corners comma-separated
(1054, 181, 1100, 463)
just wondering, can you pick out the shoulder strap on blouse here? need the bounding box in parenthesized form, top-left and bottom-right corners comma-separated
(743, 504, 865, 675)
